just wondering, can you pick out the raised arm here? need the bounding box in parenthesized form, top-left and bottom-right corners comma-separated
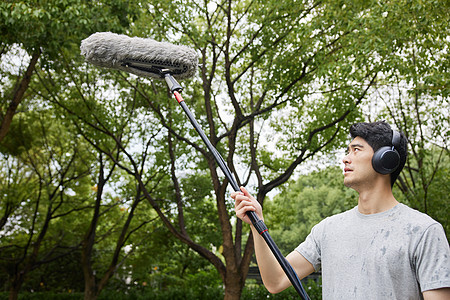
(232, 186, 315, 293)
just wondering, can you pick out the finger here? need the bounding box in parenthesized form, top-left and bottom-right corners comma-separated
(236, 204, 256, 220)
(235, 198, 256, 214)
(240, 186, 249, 196)
(240, 186, 255, 201)
(231, 191, 244, 199)
(233, 194, 249, 206)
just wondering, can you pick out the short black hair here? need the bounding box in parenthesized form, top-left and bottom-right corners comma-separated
(349, 121, 408, 187)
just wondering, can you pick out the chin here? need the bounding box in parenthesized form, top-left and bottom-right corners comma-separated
(343, 178, 358, 189)
(343, 178, 351, 187)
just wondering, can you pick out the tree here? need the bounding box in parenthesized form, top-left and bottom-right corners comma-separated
(0, 110, 94, 300)
(2, 0, 447, 299)
(126, 0, 450, 298)
(1, 2, 144, 299)
(362, 0, 449, 236)
(0, 0, 140, 141)
(64, 1, 393, 298)
(62, 0, 449, 298)
(79, 155, 147, 300)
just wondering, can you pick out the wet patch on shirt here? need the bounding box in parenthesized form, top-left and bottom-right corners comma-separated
(405, 223, 422, 235)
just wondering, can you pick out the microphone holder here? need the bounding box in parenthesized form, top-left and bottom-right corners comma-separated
(164, 73, 310, 300)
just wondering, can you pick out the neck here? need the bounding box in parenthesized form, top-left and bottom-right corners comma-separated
(356, 179, 398, 215)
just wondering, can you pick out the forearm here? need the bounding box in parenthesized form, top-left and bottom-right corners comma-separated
(233, 187, 314, 292)
(251, 225, 291, 293)
(423, 288, 450, 299)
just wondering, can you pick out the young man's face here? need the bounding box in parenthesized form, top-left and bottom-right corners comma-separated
(342, 137, 377, 190)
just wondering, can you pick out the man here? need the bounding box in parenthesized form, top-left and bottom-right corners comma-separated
(232, 121, 450, 299)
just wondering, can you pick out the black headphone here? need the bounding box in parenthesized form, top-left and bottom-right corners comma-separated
(372, 130, 401, 175)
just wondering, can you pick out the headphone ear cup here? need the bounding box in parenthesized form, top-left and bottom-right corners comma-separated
(372, 146, 401, 175)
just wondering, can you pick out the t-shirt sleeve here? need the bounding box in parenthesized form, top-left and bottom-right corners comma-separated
(414, 223, 450, 292)
(295, 222, 323, 272)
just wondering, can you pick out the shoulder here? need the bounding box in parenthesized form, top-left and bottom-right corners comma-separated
(393, 204, 448, 256)
(310, 207, 357, 234)
(395, 203, 441, 231)
(322, 207, 357, 224)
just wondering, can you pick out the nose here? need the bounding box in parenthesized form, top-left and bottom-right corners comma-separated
(342, 153, 351, 165)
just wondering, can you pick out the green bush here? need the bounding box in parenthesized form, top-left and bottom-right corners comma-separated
(0, 278, 321, 299)
(97, 287, 223, 300)
(242, 279, 321, 300)
(0, 292, 84, 300)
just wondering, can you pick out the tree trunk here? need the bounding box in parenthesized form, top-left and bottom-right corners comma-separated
(223, 270, 245, 300)
(8, 287, 19, 300)
(81, 156, 105, 300)
(0, 51, 40, 142)
(8, 273, 24, 300)
(83, 274, 99, 300)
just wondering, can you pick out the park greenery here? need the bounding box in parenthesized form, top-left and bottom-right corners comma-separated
(1, 0, 448, 299)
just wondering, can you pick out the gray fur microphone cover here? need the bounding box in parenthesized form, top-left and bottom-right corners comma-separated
(80, 32, 198, 79)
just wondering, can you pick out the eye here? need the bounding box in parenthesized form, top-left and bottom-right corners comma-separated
(353, 147, 363, 153)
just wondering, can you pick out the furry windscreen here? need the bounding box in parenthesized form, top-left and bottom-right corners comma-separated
(80, 32, 198, 79)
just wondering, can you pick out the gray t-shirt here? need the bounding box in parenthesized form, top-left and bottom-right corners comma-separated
(296, 203, 450, 299)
